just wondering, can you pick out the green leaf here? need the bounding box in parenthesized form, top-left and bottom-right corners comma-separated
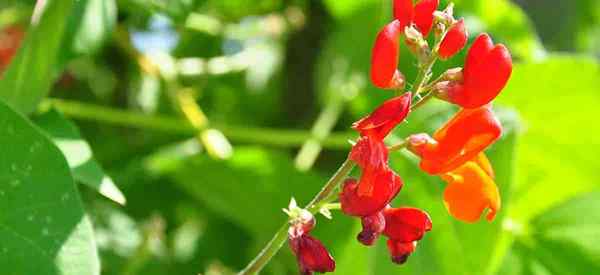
(163, 146, 327, 238)
(59, 0, 117, 63)
(33, 108, 126, 205)
(0, 99, 99, 274)
(499, 192, 600, 275)
(0, 0, 74, 114)
(454, 0, 545, 60)
(497, 56, 600, 222)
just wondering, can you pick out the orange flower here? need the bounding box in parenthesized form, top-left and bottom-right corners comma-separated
(440, 153, 500, 223)
(408, 106, 502, 175)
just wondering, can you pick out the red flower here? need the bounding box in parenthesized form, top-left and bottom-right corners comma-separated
(352, 92, 412, 140)
(441, 153, 500, 223)
(370, 20, 405, 89)
(349, 136, 389, 171)
(382, 207, 432, 264)
(393, 0, 439, 36)
(408, 106, 502, 175)
(357, 211, 386, 246)
(339, 171, 403, 217)
(0, 25, 24, 74)
(289, 234, 336, 275)
(441, 33, 512, 108)
(438, 19, 468, 60)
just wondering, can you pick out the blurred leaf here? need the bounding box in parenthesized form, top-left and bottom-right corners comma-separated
(0, 0, 74, 114)
(497, 56, 600, 222)
(499, 192, 600, 275)
(0, 100, 99, 274)
(164, 146, 327, 237)
(322, 0, 377, 20)
(454, 0, 545, 60)
(33, 108, 126, 205)
(59, 0, 117, 63)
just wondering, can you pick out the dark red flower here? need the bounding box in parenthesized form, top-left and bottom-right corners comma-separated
(408, 106, 502, 175)
(438, 19, 468, 60)
(383, 207, 432, 242)
(382, 207, 432, 264)
(441, 33, 512, 108)
(370, 20, 405, 89)
(357, 211, 386, 246)
(339, 171, 403, 217)
(393, 0, 439, 36)
(289, 234, 336, 275)
(352, 92, 412, 140)
(0, 25, 24, 74)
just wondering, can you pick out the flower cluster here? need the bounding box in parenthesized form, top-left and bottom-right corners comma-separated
(284, 1, 512, 273)
(0, 25, 24, 76)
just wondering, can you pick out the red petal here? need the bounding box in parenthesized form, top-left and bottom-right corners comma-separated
(352, 93, 412, 140)
(290, 235, 336, 274)
(413, 0, 439, 36)
(370, 20, 404, 89)
(386, 239, 416, 265)
(357, 211, 386, 246)
(340, 170, 403, 217)
(438, 19, 468, 59)
(349, 136, 389, 170)
(383, 207, 432, 242)
(464, 33, 494, 80)
(393, 0, 414, 30)
(462, 44, 512, 108)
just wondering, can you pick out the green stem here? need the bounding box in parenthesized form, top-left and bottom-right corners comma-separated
(237, 158, 356, 275)
(40, 98, 354, 149)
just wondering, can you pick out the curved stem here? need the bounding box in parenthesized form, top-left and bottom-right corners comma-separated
(237, 158, 356, 275)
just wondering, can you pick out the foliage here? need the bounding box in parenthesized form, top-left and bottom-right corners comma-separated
(0, 0, 598, 274)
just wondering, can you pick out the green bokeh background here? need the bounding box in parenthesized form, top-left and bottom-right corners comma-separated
(0, 0, 598, 274)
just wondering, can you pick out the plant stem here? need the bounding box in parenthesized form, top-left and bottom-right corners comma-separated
(237, 157, 356, 275)
(41, 98, 355, 149)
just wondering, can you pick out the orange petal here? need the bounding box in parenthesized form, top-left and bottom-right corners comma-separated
(442, 160, 500, 223)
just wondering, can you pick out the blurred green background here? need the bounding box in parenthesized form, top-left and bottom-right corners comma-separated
(0, 0, 599, 274)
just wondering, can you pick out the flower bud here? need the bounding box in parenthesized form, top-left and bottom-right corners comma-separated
(413, 0, 439, 36)
(405, 25, 430, 63)
(438, 19, 468, 60)
(393, 0, 414, 30)
(289, 234, 336, 275)
(370, 20, 404, 89)
(387, 240, 417, 265)
(357, 211, 386, 246)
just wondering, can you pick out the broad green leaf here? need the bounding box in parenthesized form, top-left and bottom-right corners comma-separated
(499, 192, 600, 275)
(59, 0, 117, 63)
(0, 0, 74, 114)
(322, 0, 378, 20)
(497, 56, 600, 222)
(33, 109, 126, 205)
(0, 100, 99, 274)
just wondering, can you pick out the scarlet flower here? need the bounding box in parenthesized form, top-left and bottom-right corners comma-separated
(393, 0, 439, 36)
(289, 234, 336, 275)
(339, 171, 403, 217)
(408, 106, 502, 175)
(440, 33, 512, 108)
(441, 153, 500, 223)
(352, 92, 412, 140)
(382, 207, 432, 264)
(370, 20, 405, 89)
(438, 19, 468, 60)
(0, 25, 24, 74)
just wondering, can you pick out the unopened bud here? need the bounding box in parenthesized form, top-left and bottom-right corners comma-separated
(441, 68, 463, 82)
(405, 25, 430, 64)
